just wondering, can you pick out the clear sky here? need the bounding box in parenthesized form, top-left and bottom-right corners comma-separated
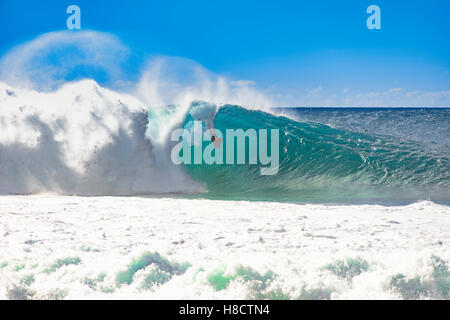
(0, 0, 449, 106)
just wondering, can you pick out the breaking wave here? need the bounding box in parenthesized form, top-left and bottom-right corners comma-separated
(0, 81, 449, 203)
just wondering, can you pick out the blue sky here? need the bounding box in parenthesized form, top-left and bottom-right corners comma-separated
(0, 0, 449, 106)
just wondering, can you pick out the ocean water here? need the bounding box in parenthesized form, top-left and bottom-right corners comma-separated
(0, 81, 449, 204)
(179, 105, 450, 204)
(0, 81, 449, 300)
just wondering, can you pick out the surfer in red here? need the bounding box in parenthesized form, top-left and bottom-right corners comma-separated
(210, 127, 223, 149)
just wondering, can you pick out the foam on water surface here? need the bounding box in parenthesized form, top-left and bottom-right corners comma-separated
(0, 196, 448, 299)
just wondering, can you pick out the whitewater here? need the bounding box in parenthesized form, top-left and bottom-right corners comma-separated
(1, 196, 449, 300)
(0, 79, 205, 195)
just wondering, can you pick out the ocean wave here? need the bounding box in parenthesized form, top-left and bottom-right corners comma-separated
(0, 80, 448, 203)
(181, 103, 450, 203)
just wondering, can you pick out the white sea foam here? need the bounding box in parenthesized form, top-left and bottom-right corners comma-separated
(0, 80, 204, 195)
(0, 196, 448, 300)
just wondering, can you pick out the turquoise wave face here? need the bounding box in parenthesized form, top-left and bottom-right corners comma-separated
(180, 103, 449, 203)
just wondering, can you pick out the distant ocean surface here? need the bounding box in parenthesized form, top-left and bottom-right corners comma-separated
(283, 107, 450, 145)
